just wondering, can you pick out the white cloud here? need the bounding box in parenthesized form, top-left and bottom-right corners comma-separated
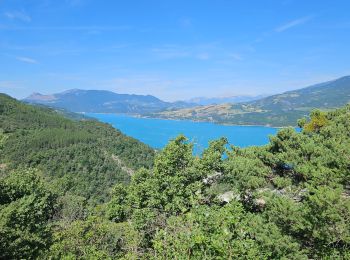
(275, 16, 312, 32)
(16, 56, 38, 64)
(4, 11, 31, 22)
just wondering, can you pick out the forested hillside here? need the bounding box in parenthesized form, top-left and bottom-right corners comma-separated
(1, 94, 350, 259)
(156, 76, 350, 126)
(0, 93, 155, 203)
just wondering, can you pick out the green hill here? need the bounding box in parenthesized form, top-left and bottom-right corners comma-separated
(156, 76, 350, 126)
(0, 93, 155, 203)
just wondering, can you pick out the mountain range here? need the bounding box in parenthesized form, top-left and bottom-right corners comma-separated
(23, 75, 350, 126)
(154, 76, 350, 126)
(25, 91, 266, 112)
(24, 89, 195, 114)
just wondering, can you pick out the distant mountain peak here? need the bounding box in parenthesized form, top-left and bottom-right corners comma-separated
(23, 89, 196, 113)
(26, 92, 57, 101)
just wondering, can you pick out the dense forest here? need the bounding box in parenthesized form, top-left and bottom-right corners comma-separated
(0, 94, 155, 203)
(1, 93, 350, 259)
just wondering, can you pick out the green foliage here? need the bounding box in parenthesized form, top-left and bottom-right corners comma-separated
(48, 217, 140, 259)
(0, 169, 56, 259)
(0, 94, 156, 258)
(304, 109, 328, 133)
(223, 146, 270, 191)
(107, 104, 350, 258)
(0, 93, 155, 204)
(2, 93, 350, 259)
(55, 193, 88, 222)
(106, 136, 206, 248)
(303, 186, 350, 257)
(200, 137, 227, 173)
(105, 184, 128, 222)
(272, 176, 293, 189)
(152, 202, 307, 259)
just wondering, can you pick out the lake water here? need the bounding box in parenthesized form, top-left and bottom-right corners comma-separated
(88, 114, 280, 153)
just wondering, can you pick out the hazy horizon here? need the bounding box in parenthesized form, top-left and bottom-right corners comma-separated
(1, 0, 350, 101)
(22, 88, 270, 103)
(15, 74, 347, 103)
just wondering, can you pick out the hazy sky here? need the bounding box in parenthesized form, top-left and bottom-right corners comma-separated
(1, 0, 350, 101)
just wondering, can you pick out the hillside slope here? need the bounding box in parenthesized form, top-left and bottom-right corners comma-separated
(24, 89, 194, 114)
(0, 93, 155, 203)
(102, 104, 350, 259)
(186, 94, 266, 105)
(156, 76, 350, 126)
(2, 92, 350, 258)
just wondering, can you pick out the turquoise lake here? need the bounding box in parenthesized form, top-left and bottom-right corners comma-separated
(88, 114, 280, 152)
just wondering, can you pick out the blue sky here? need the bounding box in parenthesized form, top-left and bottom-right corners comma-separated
(1, 0, 350, 101)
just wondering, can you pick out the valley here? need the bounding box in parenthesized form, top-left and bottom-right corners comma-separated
(1, 93, 350, 258)
(1, 1, 350, 258)
(24, 75, 350, 127)
(153, 76, 350, 126)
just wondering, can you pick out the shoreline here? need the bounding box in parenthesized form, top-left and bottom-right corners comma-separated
(82, 112, 296, 129)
